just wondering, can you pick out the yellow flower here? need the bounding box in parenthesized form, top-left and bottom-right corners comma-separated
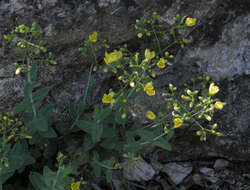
(89, 31, 98, 43)
(104, 50, 122, 64)
(130, 81, 135, 88)
(71, 181, 81, 190)
(196, 131, 201, 136)
(185, 17, 196, 27)
(173, 118, 183, 128)
(121, 113, 127, 119)
(182, 38, 188, 43)
(216, 132, 222, 136)
(102, 93, 115, 104)
(103, 68, 108, 73)
(144, 82, 155, 96)
(157, 58, 166, 69)
(209, 83, 219, 96)
(214, 101, 226, 110)
(144, 49, 155, 61)
(137, 33, 143, 38)
(146, 111, 156, 120)
(15, 67, 22, 75)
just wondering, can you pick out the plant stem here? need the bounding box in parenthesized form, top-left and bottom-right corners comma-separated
(27, 62, 37, 118)
(51, 166, 61, 190)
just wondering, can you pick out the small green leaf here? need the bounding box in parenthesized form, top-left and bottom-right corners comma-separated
(92, 162, 101, 177)
(92, 123, 103, 143)
(101, 127, 116, 138)
(24, 82, 33, 99)
(29, 172, 49, 190)
(82, 135, 94, 151)
(166, 128, 174, 141)
(105, 169, 112, 182)
(153, 138, 171, 151)
(13, 99, 29, 114)
(76, 120, 93, 134)
(124, 142, 141, 153)
(138, 130, 155, 141)
(39, 127, 57, 138)
(30, 64, 38, 82)
(76, 120, 103, 143)
(32, 87, 50, 103)
(39, 104, 52, 120)
(32, 116, 48, 132)
(69, 104, 78, 120)
(101, 139, 116, 149)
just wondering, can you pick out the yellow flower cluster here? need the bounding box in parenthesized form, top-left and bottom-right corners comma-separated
(144, 49, 155, 62)
(102, 92, 115, 104)
(104, 50, 122, 64)
(173, 118, 183, 128)
(137, 33, 143, 38)
(185, 17, 196, 27)
(146, 111, 156, 120)
(209, 83, 219, 96)
(89, 31, 98, 43)
(71, 182, 81, 190)
(157, 58, 166, 69)
(144, 82, 155, 96)
(214, 101, 226, 110)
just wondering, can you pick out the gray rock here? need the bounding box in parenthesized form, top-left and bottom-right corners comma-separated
(123, 158, 155, 182)
(162, 162, 192, 185)
(178, 13, 250, 81)
(214, 159, 230, 169)
(200, 167, 215, 177)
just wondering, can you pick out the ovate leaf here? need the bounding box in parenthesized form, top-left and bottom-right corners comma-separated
(29, 172, 49, 190)
(32, 87, 50, 103)
(153, 138, 171, 151)
(32, 116, 48, 132)
(30, 64, 38, 82)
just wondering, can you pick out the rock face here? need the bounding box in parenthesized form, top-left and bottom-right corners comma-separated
(0, 0, 249, 168)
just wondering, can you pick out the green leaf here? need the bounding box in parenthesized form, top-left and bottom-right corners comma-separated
(0, 172, 14, 186)
(29, 172, 49, 190)
(92, 123, 103, 143)
(97, 107, 111, 121)
(101, 139, 116, 149)
(101, 127, 116, 138)
(24, 82, 33, 99)
(13, 99, 29, 114)
(92, 162, 101, 177)
(69, 104, 78, 120)
(39, 104, 52, 120)
(30, 64, 38, 82)
(77, 101, 86, 118)
(76, 120, 93, 134)
(153, 138, 171, 151)
(92, 151, 101, 177)
(138, 130, 155, 141)
(124, 142, 141, 153)
(82, 135, 94, 151)
(105, 169, 112, 182)
(32, 87, 50, 103)
(39, 127, 57, 138)
(76, 120, 103, 143)
(166, 128, 174, 141)
(32, 116, 48, 132)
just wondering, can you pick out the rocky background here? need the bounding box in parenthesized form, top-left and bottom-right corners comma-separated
(0, 0, 250, 189)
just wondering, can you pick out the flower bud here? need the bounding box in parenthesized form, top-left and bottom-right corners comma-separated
(204, 115, 212, 121)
